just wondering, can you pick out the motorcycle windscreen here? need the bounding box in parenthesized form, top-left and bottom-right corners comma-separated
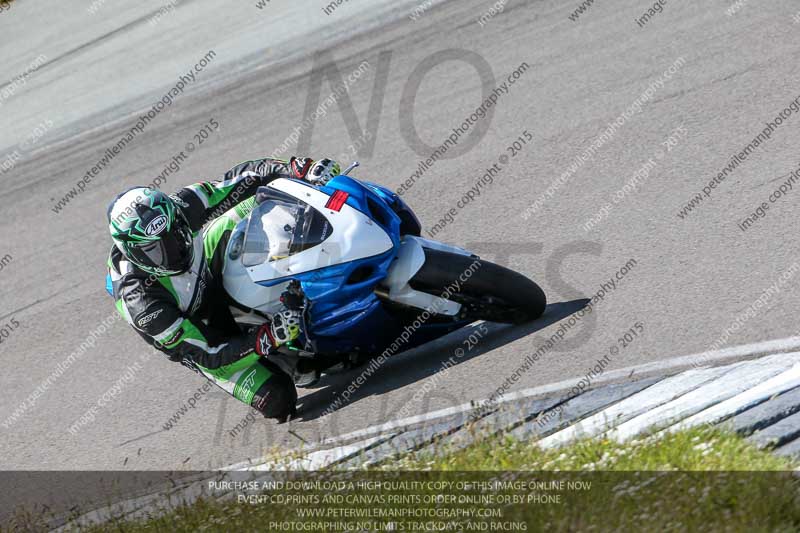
(240, 189, 333, 268)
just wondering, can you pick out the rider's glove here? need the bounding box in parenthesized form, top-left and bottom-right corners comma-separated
(254, 310, 302, 356)
(288, 157, 314, 180)
(306, 158, 341, 185)
(288, 157, 341, 185)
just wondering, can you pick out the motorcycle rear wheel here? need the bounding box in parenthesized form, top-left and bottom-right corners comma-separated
(409, 249, 546, 324)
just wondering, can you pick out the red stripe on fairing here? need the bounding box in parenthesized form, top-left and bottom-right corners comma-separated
(325, 190, 349, 211)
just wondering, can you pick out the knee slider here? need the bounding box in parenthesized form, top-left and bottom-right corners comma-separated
(250, 362, 297, 419)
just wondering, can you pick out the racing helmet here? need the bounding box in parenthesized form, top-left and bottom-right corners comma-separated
(107, 187, 194, 276)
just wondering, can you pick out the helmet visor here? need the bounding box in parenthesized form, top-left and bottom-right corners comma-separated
(127, 215, 194, 274)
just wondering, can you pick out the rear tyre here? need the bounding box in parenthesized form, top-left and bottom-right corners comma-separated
(409, 249, 546, 324)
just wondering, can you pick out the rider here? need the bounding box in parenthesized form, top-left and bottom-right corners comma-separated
(106, 156, 341, 421)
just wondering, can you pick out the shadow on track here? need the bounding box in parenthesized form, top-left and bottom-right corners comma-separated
(295, 298, 590, 421)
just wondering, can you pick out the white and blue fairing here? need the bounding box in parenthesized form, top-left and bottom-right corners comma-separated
(223, 176, 470, 355)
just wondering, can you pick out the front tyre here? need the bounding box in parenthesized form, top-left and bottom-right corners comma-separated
(409, 249, 546, 324)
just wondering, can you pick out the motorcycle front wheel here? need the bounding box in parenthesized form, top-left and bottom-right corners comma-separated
(408, 248, 546, 324)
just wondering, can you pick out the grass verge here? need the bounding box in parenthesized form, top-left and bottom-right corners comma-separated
(7, 427, 800, 532)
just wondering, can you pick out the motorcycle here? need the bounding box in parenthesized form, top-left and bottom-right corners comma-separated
(220, 162, 547, 381)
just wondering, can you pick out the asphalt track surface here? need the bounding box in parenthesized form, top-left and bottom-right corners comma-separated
(1, 0, 800, 470)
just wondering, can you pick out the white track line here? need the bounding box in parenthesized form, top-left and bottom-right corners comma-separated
(660, 363, 800, 434)
(607, 352, 800, 442)
(229, 435, 391, 472)
(537, 365, 733, 448)
(314, 336, 800, 448)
